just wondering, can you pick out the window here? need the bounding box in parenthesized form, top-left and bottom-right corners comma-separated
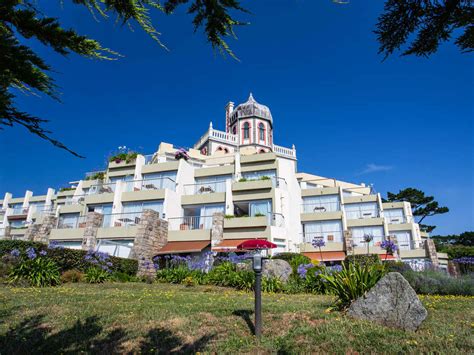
(195, 175, 231, 193)
(259, 122, 265, 141)
(351, 226, 384, 246)
(58, 213, 80, 228)
(243, 122, 250, 139)
(142, 171, 177, 190)
(242, 169, 276, 181)
(384, 209, 405, 224)
(232, 126, 237, 135)
(390, 231, 412, 250)
(345, 202, 379, 219)
(303, 221, 343, 243)
(122, 200, 163, 215)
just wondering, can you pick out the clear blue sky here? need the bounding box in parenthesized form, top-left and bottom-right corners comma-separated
(1, 1, 472, 235)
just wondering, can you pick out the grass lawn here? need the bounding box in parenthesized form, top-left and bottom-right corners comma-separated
(0, 283, 473, 354)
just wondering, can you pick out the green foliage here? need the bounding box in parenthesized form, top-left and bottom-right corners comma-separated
(262, 276, 285, 293)
(156, 266, 194, 284)
(259, 175, 271, 180)
(205, 262, 237, 287)
(59, 187, 75, 192)
(238, 178, 248, 182)
(253, 213, 265, 217)
(384, 187, 449, 232)
(84, 267, 110, 283)
(440, 245, 474, 259)
(375, 0, 473, 58)
(1, 1, 246, 156)
(0, 254, 20, 280)
(111, 271, 139, 283)
(0, 240, 138, 275)
(273, 253, 311, 272)
(224, 214, 235, 219)
(401, 270, 474, 296)
(10, 257, 61, 287)
(60, 269, 84, 283)
(85, 172, 105, 181)
(109, 152, 138, 163)
(344, 254, 381, 267)
(320, 262, 388, 310)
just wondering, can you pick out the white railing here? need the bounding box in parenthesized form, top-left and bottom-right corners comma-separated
(272, 144, 296, 158)
(384, 215, 414, 224)
(303, 231, 343, 244)
(11, 206, 28, 215)
(123, 178, 176, 192)
(88, 182, 116, 195)
(168, 216, 214, 230)
(32, 204, 54, 214)
(352, 236, 385, 248)
(57, 216, 87, 229)
(183, 181, 227, 195)
(64, 195, 86, 205)
(193, 128, 237, 149)
(301, 201, 340, 213)
(101, 212, 143, 228)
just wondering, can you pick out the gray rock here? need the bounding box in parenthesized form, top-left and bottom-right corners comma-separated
(235, 259, 293, 282)
(347, 272, 427, 331)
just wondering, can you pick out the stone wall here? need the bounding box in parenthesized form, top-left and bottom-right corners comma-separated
(425, 238, 440, 268)
(211, 212, 224, 247)
(343, 230, 353, 254)
(24, 224, 41, 242)
(81, 212, 103, 251)
(2, 226, 12, 240)
(130, 209, 168, 278)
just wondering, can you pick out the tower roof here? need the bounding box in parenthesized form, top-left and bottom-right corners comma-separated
(230, 93, 273, 123)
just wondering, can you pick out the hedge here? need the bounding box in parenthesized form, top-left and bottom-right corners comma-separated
(0, 240, 138, 275)
(344, 254, 381, 266)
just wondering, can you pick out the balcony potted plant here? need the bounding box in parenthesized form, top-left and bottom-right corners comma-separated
(175, 148, 190, 161)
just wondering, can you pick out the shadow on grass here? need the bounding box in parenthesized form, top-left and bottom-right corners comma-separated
(0, 314, 215, 354)
(232, 309, 255, 335)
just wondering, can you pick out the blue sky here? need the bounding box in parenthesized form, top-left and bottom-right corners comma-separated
(1, 1, 472, 234)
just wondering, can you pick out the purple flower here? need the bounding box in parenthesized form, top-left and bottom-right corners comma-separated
(312, 238, 326, 248)
(363, 234, 374, 243)
(10, 249, 20, 257)
(452, 257, 474, 265)
(380, 240, 398, 254)
(26, 247, 37, 260)
(39, 250, 47, 256)
(297, 264, 308, 279)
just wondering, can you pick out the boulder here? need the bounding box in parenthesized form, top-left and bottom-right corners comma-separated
(347, 272, 427, 331)
(236, 259, 292, 282)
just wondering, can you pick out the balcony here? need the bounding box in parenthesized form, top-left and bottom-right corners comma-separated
(302, 231, 343, 244)
(88, 182, 117, 195)
(101, 212, 143, 228)
(385, 215, 414, 224)
(194, 128, 237, 149)
(272, 144, 296, 159)
(345, 208, 380, 220)
(183, 181, 226, 195)
(168, 216, 214, 231)
(123, 178, 176, 192)
(10, 206, 29, 216)
(301, 201, 340, 214)
(57, 216, 87, 229)
(224, 213, 284, 228)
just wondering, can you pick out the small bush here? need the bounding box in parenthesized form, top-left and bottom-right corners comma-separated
(386, 261, 412, 273)
(262, 276, 284, 293)
(111, 271, 139, 283)
(344, 254, 381, 267)
(156, 267, 192, 284)
(0, 254, 20, 279)
(61, 269, 84, 283)
(320, 262, 387, 310)
(401, 270, 474, 296)
(84, 267, 110, 283)
(10, 256, 61, 287)
(273, 253, 311, 272)
(183, 276, 197, 287)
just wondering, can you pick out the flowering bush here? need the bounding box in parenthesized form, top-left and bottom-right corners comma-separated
(85, 267, 110, 283)
(380, 239, 398, 257)
(312, 238, 326, 248)
(8, 247, 61, 287)
(452, 256, 474, 274)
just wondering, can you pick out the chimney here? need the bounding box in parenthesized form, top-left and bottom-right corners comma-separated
(225, 101, 234, 133)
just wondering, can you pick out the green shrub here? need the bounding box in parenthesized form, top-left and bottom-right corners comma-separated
(320, 262, 387, 310)
(262, 276, 284, 293)
(183, 276, 197, 287)
(84, 267, 110, 283)
(386, 261, 412, 273)
(60, 269, 84, 283)
(0, 240, 138, 275)
(0, 254, 19, 279)
(233, 271, 255, 291)
(111, 271, 139, 283)
(10, 257, 61, 287)
(259, 175, 271, 180)
(273, 253, 311, 274)
(156, 267, 191, 284)
(344, 254, 381, 267)
(205, 262, 236, 287)
(401, 270, 474, 296)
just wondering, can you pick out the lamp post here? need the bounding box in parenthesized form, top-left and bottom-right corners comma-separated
(252, 251, 263, 338)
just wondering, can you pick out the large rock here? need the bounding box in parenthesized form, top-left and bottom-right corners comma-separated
(236, 259, 292, 282)
(347, 272, 427, 331)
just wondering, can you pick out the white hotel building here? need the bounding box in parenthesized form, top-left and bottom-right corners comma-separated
(0, 94, 447, 267)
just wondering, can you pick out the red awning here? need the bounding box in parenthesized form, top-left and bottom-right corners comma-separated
(155, 241, 210, 255)
(237, 239, 277, 250)
(378, 254, 397, 260)
(302, 251, 346, 262)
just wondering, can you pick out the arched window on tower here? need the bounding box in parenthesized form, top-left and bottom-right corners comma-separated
(259, 122, 266, 142)
(243, 122, 250, 140)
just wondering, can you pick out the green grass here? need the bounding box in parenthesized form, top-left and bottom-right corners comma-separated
(0, 283, 473, 353)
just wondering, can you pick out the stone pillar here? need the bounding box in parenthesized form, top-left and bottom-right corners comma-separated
(25, 223, 41, 241)
(425, 238, 439, 268)
(343, 230, 353, 255)
(130, 209, 168, 278)
(2, 226, 12, 240)
(34, 215, 58, 244)
(82, 212, 103, 251)
(211, 212, 224, 247)
(36, 215, 58, 243)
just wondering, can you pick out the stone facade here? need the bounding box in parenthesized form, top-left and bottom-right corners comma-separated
(2, 226, 12, 240)
(81, 212, 103, 251)
(343, 230, 354, 254)
(130, 209, 168, 278)
(425, 238, 439, 268)
(211, 212, 224, 247)
(24, 223, 41, 241)
(33, 215, 58, 244)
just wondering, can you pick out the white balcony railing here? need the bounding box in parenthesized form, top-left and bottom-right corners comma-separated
(168, 216, 214, 230)
(123, 178, 176, 192)
(11, 206, 28, 215)
(272, 144, 296, 158)
(303, 231, 343, 244)
(183, 181, 227, 195)
(57, 216, 87, 229)
(88, 182, 117, 195)
(301, 202, 340, 213)
(346, 208, 380, 220)
(101, 212, 143, 228)
(194, 128, 238, 149)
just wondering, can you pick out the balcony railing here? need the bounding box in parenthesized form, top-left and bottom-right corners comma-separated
(302, 231, 343, 244)
(57, 216, 87, 229)
(32, 204, 54, 214)
(101, 212, 143, 228)
(11, 206, 28, 215)
(88, 182, 117, 195)
(194, 128, 237, 149)
(301, 201, 340, 213)
(352, 236, 385, 248)
(10, 220, 30, 229)
(272, 144, 296, 158)
(168, 216, 213, 230)
(123, 178, 176, 192)
(345, 208, 380, 220)
(95, 239, 133, 258)
(385, 215, 414, 224)
(183, 181, 227, 195)
(64, 195, 86, 205)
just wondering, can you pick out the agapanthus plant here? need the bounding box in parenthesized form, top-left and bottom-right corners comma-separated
(380, 239, 398, 261)
(363, 234, 374, 255)
(312, 237, 326, 262)
(84, 250, 113, 273)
